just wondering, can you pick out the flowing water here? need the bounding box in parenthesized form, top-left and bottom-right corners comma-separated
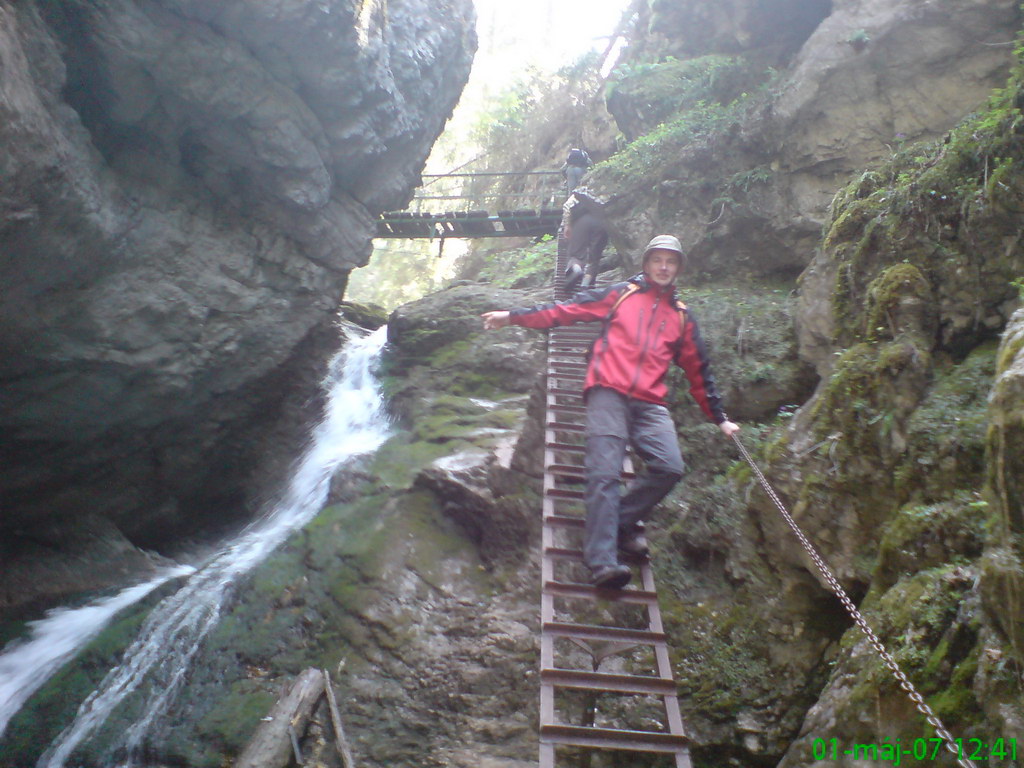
(0, 564, 196, 737)
(0, 323, 391, 767)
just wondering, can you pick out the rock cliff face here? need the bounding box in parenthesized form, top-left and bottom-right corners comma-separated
(5, 0, 1023, 765)
(598, 0, 1019, 282)
(0, 0, 475, 609)
(589, 0, 1024, 762)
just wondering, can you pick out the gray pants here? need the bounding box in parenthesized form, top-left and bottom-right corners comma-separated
(565, 166, 585, 194)
(584, 387, 685, 570)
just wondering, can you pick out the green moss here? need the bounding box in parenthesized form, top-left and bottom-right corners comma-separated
(821, 48, 1024, 352)
(875, 494, 987, 592)
(0, 584, 175, 767)
(661, 598, 775, 715)
(823, 196, 885, 251)
(810, 340, 929, 452)
(893, 343, 997, 501)
(366, 436, 452, 488)
(605, 54, 769, 139)
(996, 326, 1024, 373)
(596, 98, 748, 185)
(194, 679, 277, 759)
(864, 263, 932, 341)
(840, 566, 976, 720)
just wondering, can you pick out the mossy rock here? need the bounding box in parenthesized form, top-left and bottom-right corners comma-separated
(821, 64, 1024, 354)
(864, 262, 935, 343)
(339, 301, 388, 329)
(0, 578, 185, 768)
(810, 339, 931, 456)
(833, 565, 980, 732)
(670, 284, 816, 421)
(875, 494, 987, 593)
(606, 54, 767, 140)
(893, 342, 997, 502)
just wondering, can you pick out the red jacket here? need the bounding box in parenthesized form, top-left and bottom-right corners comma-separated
(509, 276, 728, 423)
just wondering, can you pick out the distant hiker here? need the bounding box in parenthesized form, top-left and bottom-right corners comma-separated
(481, 235, 740, 589)
(562, 147, 592, 196)
(563, 188, 608, 293)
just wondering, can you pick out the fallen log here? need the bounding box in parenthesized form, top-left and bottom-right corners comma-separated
(236, 668, 325, 768)
(323, 669, 357, 768)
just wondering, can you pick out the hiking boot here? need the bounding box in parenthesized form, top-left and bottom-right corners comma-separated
(618, 530, 650, 563)
(563, 262, 583, 294)
(590, 564, 632, 590)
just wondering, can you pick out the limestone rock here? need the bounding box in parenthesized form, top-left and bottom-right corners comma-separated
(0, 0, 476, 594)
(981, 308, 1024, 669)
(593, 0, 1018, 284)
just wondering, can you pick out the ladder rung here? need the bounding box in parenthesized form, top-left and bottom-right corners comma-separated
(546, 421, 585, 432)
(547, 403, 586, 415)
(543, 546, 584, 560)
(540, 724, 689, 753)
(543, 621, 667, 645)
(549, 388, 583, 398)
(548, 464, 584, 476)
(541, 668, 676, 695)
(547, 487, 584, 499)
(546, 442, 584, 453)
(543, 580, 659, 604)
(544, 514, 585, 529)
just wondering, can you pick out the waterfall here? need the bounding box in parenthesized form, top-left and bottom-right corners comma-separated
(27, 323, 391, 768)
(0, 564, 196, 737)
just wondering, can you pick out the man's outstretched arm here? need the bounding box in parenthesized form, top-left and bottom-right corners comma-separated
(481, 311, 511, 330)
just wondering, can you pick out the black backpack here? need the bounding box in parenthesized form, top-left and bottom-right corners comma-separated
(567, 148, 591, 167)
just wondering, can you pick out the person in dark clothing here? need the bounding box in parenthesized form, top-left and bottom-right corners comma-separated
(563, 189, 608, 293)
(482, 235, 740, 589)
(561, 147, 591, 196)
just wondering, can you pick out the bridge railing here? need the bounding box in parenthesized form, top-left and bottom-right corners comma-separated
(409, 170, 565, 213)
(377, 170, 568, 239)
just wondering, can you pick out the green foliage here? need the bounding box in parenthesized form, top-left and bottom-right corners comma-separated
(474, 236, 556, 288)
(727, 165, 773, 193)
(597, 99, 744, 183)
(347, 238, 457, 312)
(461, 52, 605, 195)
(1011, 276, 1024, 300)
(605, 54, 768, 138)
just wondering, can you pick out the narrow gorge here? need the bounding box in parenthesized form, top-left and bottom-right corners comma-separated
(1, 0, 1022, 766)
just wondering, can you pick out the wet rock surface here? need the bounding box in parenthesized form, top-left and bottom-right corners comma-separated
(0, 0, 476, 606)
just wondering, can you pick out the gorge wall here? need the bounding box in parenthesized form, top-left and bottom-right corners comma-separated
(3, 0, 1024, 766)
(0, 0, 476, 611)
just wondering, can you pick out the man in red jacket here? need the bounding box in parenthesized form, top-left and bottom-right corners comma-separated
(482, 235, 740, 589)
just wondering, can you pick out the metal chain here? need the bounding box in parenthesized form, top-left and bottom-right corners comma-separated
(731, 434, 976, 768)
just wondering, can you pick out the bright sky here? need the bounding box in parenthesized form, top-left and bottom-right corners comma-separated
(422, 0, 630, 174)
(474, 0, 629, 75)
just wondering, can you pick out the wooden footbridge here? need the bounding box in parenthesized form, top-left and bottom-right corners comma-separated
(536, 221, 693, 767)
(376, 171, 565, 239)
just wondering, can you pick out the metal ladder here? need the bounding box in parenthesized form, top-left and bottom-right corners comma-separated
(537, 226, 692, 767)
